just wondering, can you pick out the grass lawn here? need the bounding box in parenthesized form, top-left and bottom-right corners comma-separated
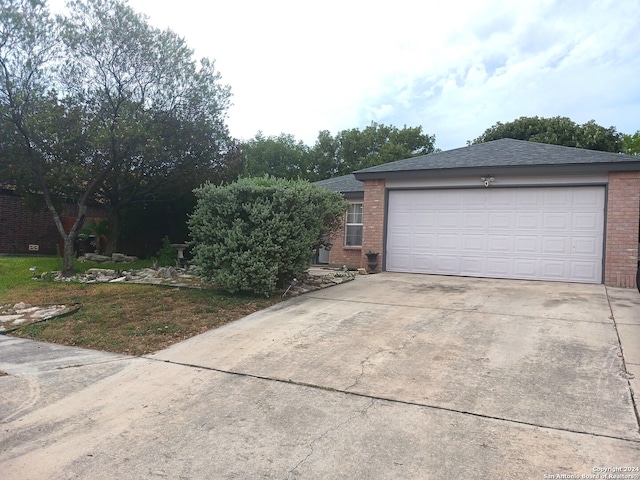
(0, 256, 282, 355)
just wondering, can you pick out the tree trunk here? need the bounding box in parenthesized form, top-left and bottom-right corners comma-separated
(46, 200, 86, 277)
(104, 207, 119, 255)
(62, 233, 76, 275)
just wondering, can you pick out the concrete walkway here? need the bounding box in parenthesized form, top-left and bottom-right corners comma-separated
(1, 274, 639, 479)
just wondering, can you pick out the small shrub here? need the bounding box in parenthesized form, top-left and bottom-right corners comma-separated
(153, 236, 177, 267)
(189, 177, 345, 296)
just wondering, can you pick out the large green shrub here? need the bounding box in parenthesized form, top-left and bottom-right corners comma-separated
(189, 177, 346, 295)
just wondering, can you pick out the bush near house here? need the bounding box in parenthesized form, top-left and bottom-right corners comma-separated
(189, 177, 346, 296)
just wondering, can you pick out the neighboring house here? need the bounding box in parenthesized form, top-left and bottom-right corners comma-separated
(316, 138, 640, 288)
(0, 188, 105, 256)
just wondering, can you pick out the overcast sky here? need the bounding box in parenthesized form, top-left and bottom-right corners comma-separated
(51, 0, 639, 150)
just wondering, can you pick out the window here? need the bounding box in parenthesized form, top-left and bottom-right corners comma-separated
(345, 202, 363, 246)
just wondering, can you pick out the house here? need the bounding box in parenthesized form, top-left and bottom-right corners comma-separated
(316, 138, 640, 288)
(0, 188, 105, 256)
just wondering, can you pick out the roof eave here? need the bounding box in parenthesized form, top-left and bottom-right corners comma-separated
(353, 161, 640, 181)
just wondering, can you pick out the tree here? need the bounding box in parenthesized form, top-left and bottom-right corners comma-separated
(0, 0, 231, 273)
(472, 116, 622, 152)
(307, 122, 437, 180)
(60, 0, 232, 254)
(239, 123, 436, 182)
(241, 132, 310, 180)
(0, 0, 100, 274)
(622, 131, 640, 156)
(189, 177, 346, 296)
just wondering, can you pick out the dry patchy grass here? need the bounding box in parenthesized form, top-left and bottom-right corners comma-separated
(5, 281, 282, 356)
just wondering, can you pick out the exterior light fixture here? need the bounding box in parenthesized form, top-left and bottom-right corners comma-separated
(481, 176, 495, 187)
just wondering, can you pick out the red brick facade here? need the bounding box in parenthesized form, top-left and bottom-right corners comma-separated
(605, 171, 640, 288)
(0, 190, 60, 255)
(326, 180, 387, 271)
(361, 179, 386, 272)
(328, 173, 640, 288)
(0, 190, 105, 256)
(326, 215, 363, 269)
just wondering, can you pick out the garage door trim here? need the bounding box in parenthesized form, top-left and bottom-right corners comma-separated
(384, 184, 606, 283)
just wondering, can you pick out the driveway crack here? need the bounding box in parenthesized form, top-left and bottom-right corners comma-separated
(345, 328, 422, 392)
(284, 399, 376, 478)
(344, 349, 382, 391)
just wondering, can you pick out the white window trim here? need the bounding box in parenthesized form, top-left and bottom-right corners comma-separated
(345, 202, 363, 247)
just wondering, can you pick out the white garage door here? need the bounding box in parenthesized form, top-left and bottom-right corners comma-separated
(386, 187, 605, 283)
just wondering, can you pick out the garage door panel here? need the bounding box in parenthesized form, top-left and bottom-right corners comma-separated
(514, 190, 540, 207)
(515, 212, 540, 229)
(572, 212, 600, 230)
(513, 258, 539, 277)
(544, 189, 572, 206)
(543, 212, 571, 230)
(540, 260, 568, 279)
(571, 262, 599, 282)
(386, 187, 604, 283)
(438, 212, 462, 228)
(438, 191, 464, 207)
(412, 254, 434, 271)
(462, 190, 487, 206)
(488, 235, 512, 252)
(488, 190, 515, 206)
(435, 255, 460, 274)
(573, 189, 602, 207)
(463, 211, 487, 228)
(488, 212, 513, 229)
(415, 212, 437, 227)
(436, 234, 459, 250)
(387, 229, 411, 249)
(542, 236, 570, 255)
(460, 256, 485, 275)
(514, 235, 539, 254)
(486, 257, 511, 276)
(572, 237, 600, 256)
(391, 212, 412, 227)
(461, 234, 485, 251)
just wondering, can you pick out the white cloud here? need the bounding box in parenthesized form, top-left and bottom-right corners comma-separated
(47, 0, 640, 149)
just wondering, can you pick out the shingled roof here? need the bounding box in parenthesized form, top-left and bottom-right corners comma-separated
(353, 138, 640, 180)
(314, 174, 363, 195)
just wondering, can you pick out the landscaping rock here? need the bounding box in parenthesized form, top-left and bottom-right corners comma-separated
(81, 253, 111, 262)
(78, 253, 138, 263)
(0, 303, 78, 332)
(35, 265, 355, 295)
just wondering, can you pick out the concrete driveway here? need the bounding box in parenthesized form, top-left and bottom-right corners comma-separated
(1, 273, 639, 479)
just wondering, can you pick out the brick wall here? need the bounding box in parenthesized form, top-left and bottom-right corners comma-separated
(0, 190, 106, 256)
(361, 179, 386, 271)
(0, 191, 60, 255)
(327, 180, 387, 271)
(327, 213, 363, 269)
(605, 171, 640, 288)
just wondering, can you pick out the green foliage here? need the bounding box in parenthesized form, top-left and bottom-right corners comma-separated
(0, 255, 154, 296)
(153, 236, 177, 267)
(308, 122, 436, 180)
(622, 131, 640, 156)
(472, 116, 622, 152)
(0, 256, 63, 296)
(242, 132, 310, 179)
(239, 122, 436, 182)
(0, 0, 232, 272)
(189, 177, 346, 295)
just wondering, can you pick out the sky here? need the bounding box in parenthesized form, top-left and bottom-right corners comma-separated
(50, 0, 640, 151)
